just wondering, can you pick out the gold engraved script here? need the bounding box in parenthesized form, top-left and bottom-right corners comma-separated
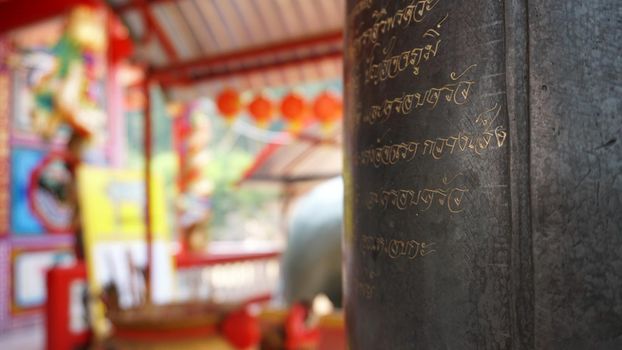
(356, 280, 376, 299)
(365, 175, 469, 213)
(358, 103, 508, 167)
(361, 234, 437, 260)
(353, 0, 441, 54)
(365, 14, 448, 85)
(362, 64, 477, 125)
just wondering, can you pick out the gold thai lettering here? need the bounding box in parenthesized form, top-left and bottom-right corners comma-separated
(362, 65, 478, 125)
(356, 280, 375, 299)
(364, 15, 447, 85)
(365, 176, 469, 214)
(361, 234, 436, 261)
(353, 0, 441, 54)
(358, 103, 508, 167)
(447, 187, 468, 213)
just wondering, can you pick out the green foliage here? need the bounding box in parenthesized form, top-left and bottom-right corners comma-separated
(205, 150, 280, 236)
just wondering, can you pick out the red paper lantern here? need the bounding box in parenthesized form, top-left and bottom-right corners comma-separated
(280, 93, 308, 131)
(216, 89, 241, 120)
(312, 91, 343, 126)
(248, 95, 274, 126)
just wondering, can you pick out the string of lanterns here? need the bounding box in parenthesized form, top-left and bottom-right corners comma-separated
(216, 89, 343, 132)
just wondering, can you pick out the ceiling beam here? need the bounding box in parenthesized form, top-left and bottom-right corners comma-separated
(134, 0, 178, 61)
(111, 0, 177, 13)
(150, 30, 343, 83)
(108, 0, 178, 61)
(157, 50, 342, 87)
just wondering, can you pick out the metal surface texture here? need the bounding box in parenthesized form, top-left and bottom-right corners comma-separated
(343, 0, 621, 349)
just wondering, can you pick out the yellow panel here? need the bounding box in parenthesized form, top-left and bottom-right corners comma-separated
(77, 165, 173, 337)
(77, 165, 168, 241)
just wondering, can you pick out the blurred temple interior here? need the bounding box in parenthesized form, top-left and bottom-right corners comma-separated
(3, 0, 621, 349)
(0, 0, 346, 349)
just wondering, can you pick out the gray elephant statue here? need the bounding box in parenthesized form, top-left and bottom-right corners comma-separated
(281, 177, 343, 307)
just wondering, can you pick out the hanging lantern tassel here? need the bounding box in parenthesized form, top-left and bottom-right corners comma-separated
(280, 93, 308, 133)
(216, 88, 241, 124)
(248, 94, 274, 128)
(313, 91, 343, 133)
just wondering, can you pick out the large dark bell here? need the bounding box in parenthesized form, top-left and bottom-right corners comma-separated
(343, 0, 621, 349)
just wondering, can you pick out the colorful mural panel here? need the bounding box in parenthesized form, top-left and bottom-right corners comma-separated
(11, 245, 74, 313)
(10, 147, 45, 235)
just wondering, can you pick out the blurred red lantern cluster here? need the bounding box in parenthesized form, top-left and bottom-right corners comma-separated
(216, 88, 241, 122)
(248, 95, 275, 127)
(312, 91, 343, 128)
(215, 88, 343, 132)
(280, 93, 308, 132)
